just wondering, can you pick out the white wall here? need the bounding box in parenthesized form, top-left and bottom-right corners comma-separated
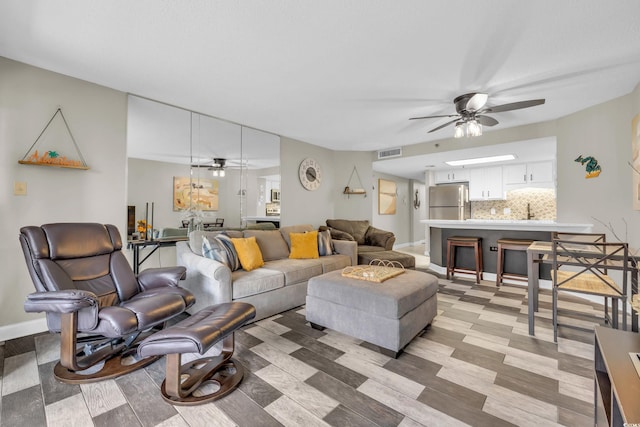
(556, 91, 640, 248)
(1, 57, 127, 337)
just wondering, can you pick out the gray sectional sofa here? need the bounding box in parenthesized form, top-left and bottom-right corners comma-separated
(176, 224, 357, 322)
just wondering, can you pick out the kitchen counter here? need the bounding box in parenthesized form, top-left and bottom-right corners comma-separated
(421, 219, 593, 233)
(423, 219, 593, 279)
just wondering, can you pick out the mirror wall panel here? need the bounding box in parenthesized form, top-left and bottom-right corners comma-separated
(126, 95, 280, 235)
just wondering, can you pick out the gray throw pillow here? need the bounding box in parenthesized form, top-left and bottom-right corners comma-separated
(202, 235, 241, 271)
(317, 229, 334, 256)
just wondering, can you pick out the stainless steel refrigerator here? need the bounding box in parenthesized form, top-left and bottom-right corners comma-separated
(429, 183, 470, 220)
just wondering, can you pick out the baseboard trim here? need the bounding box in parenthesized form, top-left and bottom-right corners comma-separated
(394, 240, 425, 249)
(0, 318, 48, 342)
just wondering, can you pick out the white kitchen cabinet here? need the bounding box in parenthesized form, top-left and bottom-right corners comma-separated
(503, 161, 554, 186)
(469, 166, 503, 200)
(434, 169, 469, 183)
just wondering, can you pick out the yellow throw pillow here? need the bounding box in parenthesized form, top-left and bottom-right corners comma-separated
(289, 231, 319, 259)
(231, 236, 265, 271)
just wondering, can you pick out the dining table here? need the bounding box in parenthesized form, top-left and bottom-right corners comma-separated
(526, 241, 639, 336)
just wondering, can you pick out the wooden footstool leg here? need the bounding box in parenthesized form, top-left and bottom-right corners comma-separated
(162, 334, 244, 405)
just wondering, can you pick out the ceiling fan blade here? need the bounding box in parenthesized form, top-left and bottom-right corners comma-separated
(409, 114, 459, 120)
(466, 93, 489, 112)
(428, 118, 460, 133)
(482, 99, 545, 114)
(475, 115, 499, 126)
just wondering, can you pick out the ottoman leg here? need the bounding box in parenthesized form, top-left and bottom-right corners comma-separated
(161, 334, 244, 405)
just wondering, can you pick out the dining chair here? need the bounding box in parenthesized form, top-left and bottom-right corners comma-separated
(551, 237, 628, 342)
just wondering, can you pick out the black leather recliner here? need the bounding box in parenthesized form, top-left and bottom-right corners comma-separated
(19, 223, 195, 383)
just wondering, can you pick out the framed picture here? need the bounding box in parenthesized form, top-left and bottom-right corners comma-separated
(173, 177, 219, 211)
(378, 178, 397, 215)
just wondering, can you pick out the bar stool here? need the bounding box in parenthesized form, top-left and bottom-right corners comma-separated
(496, 238, 534, 286)
(446, 236, 483, 284)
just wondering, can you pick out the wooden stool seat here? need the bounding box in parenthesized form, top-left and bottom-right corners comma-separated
(496, 238, 534, 286)
(446, 236, 483, 284)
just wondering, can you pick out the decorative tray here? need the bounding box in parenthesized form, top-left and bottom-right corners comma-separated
(341, 260, 405, 283)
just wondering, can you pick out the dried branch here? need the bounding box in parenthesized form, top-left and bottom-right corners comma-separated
(591, 216, 627, 242)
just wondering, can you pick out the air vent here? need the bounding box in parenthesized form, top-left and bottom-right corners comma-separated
(377, 147, 402, 159)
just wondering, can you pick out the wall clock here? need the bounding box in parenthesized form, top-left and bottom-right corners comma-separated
(299, 157, 322, 191)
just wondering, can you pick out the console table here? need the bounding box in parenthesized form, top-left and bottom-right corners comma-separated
(594, 326, 640, 426)
(128, 237, 188, 274)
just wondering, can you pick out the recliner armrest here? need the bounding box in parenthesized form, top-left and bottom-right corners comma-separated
(137, 266, 187, 290)
(365, 226, 396, 250)
(24, 290, 97, 314)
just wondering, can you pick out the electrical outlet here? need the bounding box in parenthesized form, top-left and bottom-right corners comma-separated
(503, 208, 511, 215)
(490, 246, 498, 251)
(490, 208, 496, 215)
(14, 181, 27, 195)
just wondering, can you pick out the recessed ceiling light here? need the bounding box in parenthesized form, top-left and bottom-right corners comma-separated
(445, 154, 516, 167)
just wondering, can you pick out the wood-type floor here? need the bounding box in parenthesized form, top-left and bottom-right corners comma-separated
(0, 272, 604, 426)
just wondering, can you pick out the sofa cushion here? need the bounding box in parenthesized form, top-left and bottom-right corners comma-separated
(279, 224, 314, 249)
(317, 229, 334, 256)
(189, 229, 242, 256)
(318, 254, 351, 273)
(231, 268, 284, 299)
(243, 230, 290, 261)
(231, 236, 265, 272)
(263, 259, 323, 285)
(202, 235, 241, 271)
(326, 219, 369, 245)
(289, 231, 319, 259)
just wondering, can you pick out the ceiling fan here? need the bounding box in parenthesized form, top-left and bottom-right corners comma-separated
(409, 93, 545, 136)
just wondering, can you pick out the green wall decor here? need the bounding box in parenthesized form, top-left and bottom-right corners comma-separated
(575, 155, 601, 178)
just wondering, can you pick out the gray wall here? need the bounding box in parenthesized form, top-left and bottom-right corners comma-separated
(2, 57, 127, 336)
(280, 136, 339, 228)
(371, 172, 411, 245)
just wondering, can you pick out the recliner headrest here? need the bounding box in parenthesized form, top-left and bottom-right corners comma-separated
(39, 223, 117, 260)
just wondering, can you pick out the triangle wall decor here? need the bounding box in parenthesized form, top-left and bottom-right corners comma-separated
(18, 108, 89, 170)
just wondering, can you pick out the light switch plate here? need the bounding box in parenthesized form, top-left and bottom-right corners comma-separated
(14, 181, 27, 195)
(503, 207, 511, 215)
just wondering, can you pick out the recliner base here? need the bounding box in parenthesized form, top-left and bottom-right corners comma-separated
(54, 349, 160, 384)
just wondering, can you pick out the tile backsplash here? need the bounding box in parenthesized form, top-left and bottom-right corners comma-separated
(471, 188, 556, 220)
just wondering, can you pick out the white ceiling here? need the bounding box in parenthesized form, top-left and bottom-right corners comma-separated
(2, 1, 640, 177)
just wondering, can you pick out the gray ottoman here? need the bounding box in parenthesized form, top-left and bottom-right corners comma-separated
(306, 268, 438, 357)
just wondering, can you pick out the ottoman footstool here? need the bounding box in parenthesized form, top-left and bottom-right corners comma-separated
(306, 268, 438, 358)
(138, 302, 256, 405)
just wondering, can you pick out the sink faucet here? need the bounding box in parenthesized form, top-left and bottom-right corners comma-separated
(527, 203, 535, 220)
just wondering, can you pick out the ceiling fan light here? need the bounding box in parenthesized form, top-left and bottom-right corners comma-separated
(212, 170, 219, 177)
(467, 120, 481, 137)
(453, 123, 465, 138)
(219, 169, 225, 177)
